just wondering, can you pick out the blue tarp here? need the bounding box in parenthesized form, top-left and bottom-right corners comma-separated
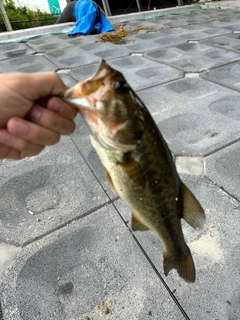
(68, 0, 114, 37)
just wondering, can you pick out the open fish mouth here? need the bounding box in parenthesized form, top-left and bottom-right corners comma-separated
(60, 59, 112, 111)
(60, 60, 137, 152)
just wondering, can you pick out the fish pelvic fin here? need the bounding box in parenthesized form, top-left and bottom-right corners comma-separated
(164, 247, 196, 283)
(131, 212, 149, 231)
(105, 169, 116, 192)
(181, 183, 205, 230)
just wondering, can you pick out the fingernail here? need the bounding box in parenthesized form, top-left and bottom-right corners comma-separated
(50, 101, 64, 113)
(28, 106, 42, 121)
(0, 131, 14, 142)
(13, 121, 28, 134)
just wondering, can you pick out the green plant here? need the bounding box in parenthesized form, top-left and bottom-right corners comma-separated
(0, 0, 59, 31)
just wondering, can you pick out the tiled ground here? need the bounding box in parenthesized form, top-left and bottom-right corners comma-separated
(0, 4, 240, 320)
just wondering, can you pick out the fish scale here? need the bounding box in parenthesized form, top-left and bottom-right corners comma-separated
(61, 59, 205, 283)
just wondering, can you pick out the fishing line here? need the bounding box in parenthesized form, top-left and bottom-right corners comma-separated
(72, 139, 191, 320)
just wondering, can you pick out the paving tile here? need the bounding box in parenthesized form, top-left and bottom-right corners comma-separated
(0, 205, 186, 320)
(145, 42, 240, 72)
(201, 61, 240, 92)
(26, 34, 77, 52)
(124, 32, 186, 52)
(137, 77, 240, 156)
(0, 136, 108, 246)
(69, 56, 183, 91)
(107, 56, 183, 90)
(201, 18, 240, 31)
(159, 24, 231, 40)
(0, 243, 21, 281)
(45, 42, 131, 69)
(0, 42, 35, 61)
(114, 175, 240, 320)
(202, 32, 240, 52)
(205, 140, 240, 201)
(56, 71, 78, 87)
(0, 55, 58, 73)
(68, 63, 103, 82)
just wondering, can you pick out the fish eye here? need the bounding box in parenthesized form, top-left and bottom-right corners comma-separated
(114, 81, 128, 94)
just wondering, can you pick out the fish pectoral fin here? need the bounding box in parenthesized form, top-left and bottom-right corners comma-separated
(105, 169, 116, 192)
(131, 212, 149, 231)
(120, 159, 145, 188)
(181, 183, 205, 230)
(164, 247, 196, 283)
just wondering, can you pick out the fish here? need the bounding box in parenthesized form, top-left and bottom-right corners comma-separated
(61, 59, 205, 282)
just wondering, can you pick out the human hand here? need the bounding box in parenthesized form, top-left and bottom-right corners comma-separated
(0, 72, 78, 160)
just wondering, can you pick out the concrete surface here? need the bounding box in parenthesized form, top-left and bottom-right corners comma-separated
(0, 3, 240, 320)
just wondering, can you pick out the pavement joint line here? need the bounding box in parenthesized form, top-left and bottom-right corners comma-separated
(135, 73, 185, 92)
(204, 175, 240, 203)
(108, 192, 191, 320)
(22, 197, 119, 247)
(200, 136, 240, 157)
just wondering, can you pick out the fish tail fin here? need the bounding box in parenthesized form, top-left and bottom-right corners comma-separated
(181, 183, 205, 230)
(164, 247, 196, 283)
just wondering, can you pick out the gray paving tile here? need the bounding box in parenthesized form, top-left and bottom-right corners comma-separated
(0, 205, 186, 320)
(57, 72, 78, 87)
(202, 18, 240, 31)
(0, 136, 108, 246)
(159, 24, 231, 40)
(0, 43, 35, 61)
(205, 140, 240, 201)
(114, 175, 240, 320)
(68, 63, 102, 82)
(44, 46, 99, 69)
(107, 56, 183, 90)
(137, 78, 240, 156)
(145, 42, 240, 72)
(201, 61, 240, 92)
(0, 55, 58, 73)
(202, 32, 240, 52)
(124, 32, 186, 52)
(45, 42, 131, 69)
(26, 34, 76, 52)
(69, 56, 183, 91)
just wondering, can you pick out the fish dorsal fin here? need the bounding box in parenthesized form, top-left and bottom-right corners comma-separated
(181, 183, 205, 230)
(131, 212, 149, 231)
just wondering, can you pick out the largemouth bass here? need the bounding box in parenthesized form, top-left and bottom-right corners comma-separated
(62, 60, 205, 282)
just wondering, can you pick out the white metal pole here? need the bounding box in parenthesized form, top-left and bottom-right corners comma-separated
(136, 0, 142, 11)
(0, 0, 12, 31)
(101, 0, 111, 16)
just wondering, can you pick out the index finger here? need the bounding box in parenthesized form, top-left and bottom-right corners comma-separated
(6, 72, 68, 101)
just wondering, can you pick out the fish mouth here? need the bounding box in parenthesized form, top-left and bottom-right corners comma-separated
(61, 59, 111, 111)
(60, 59, 111, 143)
(60, 60, 136, 152)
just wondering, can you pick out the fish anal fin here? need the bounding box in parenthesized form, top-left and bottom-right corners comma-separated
(120, 159, 145, 188)
(105, 169, 115, 192)
(131, 212, 149, 231)
(181, 183, 205, 230)
(163, 248, 196, 283)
